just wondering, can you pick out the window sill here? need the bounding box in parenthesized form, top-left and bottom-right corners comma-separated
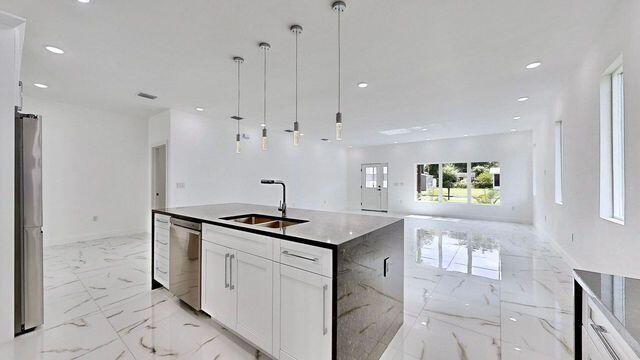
(601, 216, 625, 226)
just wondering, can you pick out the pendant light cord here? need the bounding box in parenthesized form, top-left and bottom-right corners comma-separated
(337, 10, 341, 113)
(263, 47, 267, 126)
(237, 60, 241, 118)
(295, 30, 299, 123)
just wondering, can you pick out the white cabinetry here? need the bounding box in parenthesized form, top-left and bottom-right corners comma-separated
(153, 214, 170, 288)
(201, 241, 237, 330)
(279, 264, 332, 360)
(201, 223, 332, 359)
(236, 251, 273, 353)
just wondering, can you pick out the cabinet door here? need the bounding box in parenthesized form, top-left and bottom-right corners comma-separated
(236, 252, 273, 353)
(201, 241, 236, 330)
(279, 264, 332, 360)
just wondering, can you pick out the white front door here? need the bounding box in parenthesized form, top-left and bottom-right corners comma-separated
(361, 163, 388, 211)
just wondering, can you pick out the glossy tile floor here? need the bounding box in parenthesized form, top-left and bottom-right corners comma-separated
(0, 216, 574, 359)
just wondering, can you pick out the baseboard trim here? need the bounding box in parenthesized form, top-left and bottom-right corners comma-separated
(536, 226, 580, 270)
(45, 227, 148, 247)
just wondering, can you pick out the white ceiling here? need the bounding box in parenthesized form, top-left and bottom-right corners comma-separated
(3, 0, 619, 146)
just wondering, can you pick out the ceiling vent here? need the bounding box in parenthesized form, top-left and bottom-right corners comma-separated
(137, 92, 157, 100)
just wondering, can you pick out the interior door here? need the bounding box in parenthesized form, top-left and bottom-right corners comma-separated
(279, 264, 331, 360)
(361, 163, 388, 211)
(152, 144, 166, 209)
(235, 252, 273, 353)
(201, 242, 236, 330)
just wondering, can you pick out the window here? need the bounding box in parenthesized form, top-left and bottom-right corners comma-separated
(554, 121, 564, 205)
(365, 166, 377, 188)
(600, 59, 625, 224)
(383, 166, 388, 188)
(416, 161, 500, 205)
(470, 162, 501, 205)
(442, 163, 468, 203)
(416, 164, 440, 202)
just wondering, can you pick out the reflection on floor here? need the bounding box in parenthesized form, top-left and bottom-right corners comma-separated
(0, 216, 574, 359)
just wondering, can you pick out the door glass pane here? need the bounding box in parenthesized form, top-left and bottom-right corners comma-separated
(442, 163, 468, 203)
(471, 162, 501, 205)
(365, 167, 377, 188)
(417, 164, 439, 202)
(383, 166, 388, 188)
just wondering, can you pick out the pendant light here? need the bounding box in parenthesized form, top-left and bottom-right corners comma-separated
(231, 56, 244, 153)
(332, 1, 346, 141)
(259, 42, 271, 151)
(291, 24, 303, 146)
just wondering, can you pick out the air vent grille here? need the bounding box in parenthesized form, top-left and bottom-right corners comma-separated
(137, 92, 157, 100)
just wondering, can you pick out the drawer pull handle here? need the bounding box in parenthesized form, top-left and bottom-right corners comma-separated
(282, 250, 318, 263)
(591, 324, 620, 360)
(157, 240, 168, 245)
(156, 267, 167, 275)
(156, 219, 169, 224)
(322, 284, 328, 335)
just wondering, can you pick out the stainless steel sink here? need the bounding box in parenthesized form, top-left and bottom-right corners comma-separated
(221, 214, 308, 229)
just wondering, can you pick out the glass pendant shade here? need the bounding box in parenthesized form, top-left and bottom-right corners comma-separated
(236, 133, 241, 154)
(261, 127, 268, 151)
(293, 121, 300, 146)
(335, 112, 343, 141)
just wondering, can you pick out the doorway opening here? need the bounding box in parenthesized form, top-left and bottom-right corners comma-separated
(361, 163, 388, 212)
(151, 144, 167, 209)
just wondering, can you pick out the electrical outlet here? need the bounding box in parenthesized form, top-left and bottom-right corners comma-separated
(92, 216, 98, 222)
(571, 233, 575, 243)
(176, 182, 186, 189)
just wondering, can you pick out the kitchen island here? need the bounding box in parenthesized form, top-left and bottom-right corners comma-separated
(151, 203, 404, 360)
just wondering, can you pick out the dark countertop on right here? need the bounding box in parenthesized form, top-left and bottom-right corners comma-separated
(574, 269, 640, 356)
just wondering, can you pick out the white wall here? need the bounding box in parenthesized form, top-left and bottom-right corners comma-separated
(161, 110, 349, 211)
(533, 1, 640, 277)
(0, 10, 25, 343)
(22, 97, 149, 246)
(347, 132, 533, 223)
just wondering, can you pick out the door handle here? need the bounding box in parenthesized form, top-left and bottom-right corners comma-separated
(229, 254, 235, 290)
(224, 253, 230, 288)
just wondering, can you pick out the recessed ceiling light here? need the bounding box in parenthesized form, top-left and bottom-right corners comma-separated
(510, 129, 517, 132)
(514, 347, 522, 351)
(393, 141, 399, 144)
(348, 145, 353, 149)
(426, 138, 432, 141)
(44, 45, 64, 54)
(300, 133, 304, 136)
(195, 107, 204, 112)
(77, 0, 91, 3)
(421, 128, 427, 131)
(33, 83, 48, 89)
(513, 116, 521, 120)
(517, 97, 529, 102)
(526, 61, 542, 69)
(463, 134, 469, 137)
(509, 317, 517, 322)
(357, 82, 368, 88)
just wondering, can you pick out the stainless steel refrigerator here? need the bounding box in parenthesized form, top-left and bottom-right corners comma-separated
(14, 109, 43, 335)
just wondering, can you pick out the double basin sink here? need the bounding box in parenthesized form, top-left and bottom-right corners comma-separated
(220, 214, 308, 229)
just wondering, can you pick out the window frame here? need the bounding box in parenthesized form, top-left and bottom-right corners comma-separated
(554, 121, 564, 205)
(600, 58, 625, 225)
(415, 161, 501, 206)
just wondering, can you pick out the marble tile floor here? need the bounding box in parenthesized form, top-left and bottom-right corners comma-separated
(0, 216, 575, 359)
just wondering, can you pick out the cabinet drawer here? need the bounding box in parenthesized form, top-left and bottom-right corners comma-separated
(278, 240, 332, 278)
(154, 255, 169, 287)
(154, 231, 169, 258)
(203, 223, 273, 261)
(154, 214, 170, 230)
(586, 297, 637, 359)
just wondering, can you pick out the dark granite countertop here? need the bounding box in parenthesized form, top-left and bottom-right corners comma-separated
(574, 269, 640, 356)
(153, 203, 402, 248)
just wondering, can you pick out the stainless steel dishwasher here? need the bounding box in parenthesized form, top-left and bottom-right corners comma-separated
(169, 218, 202, 310)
